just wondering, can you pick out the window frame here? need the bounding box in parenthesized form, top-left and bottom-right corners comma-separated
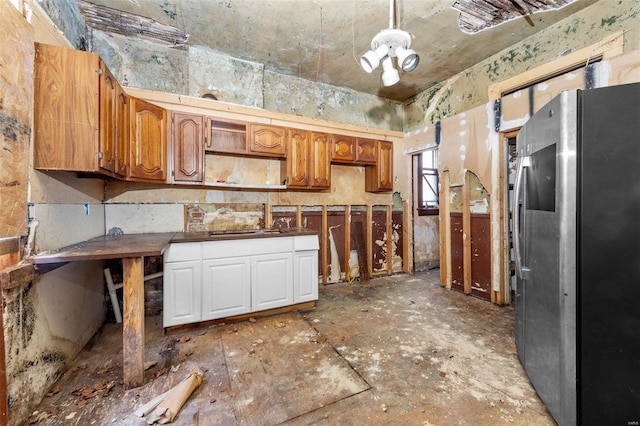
(417, 149, 439, 216)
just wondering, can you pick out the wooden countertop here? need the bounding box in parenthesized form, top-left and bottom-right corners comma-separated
(28, 229, 318, 264)
(28, 233, 175, 264)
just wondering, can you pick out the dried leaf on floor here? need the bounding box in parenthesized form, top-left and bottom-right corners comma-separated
(46, 384, 61, 397)
(317, 336, 328, 343)
(71, 387, 98, 399)
(249, 317, 257, 323)
(176, 336, 191, 344)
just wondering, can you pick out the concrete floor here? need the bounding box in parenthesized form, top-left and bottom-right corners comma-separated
(28, 269, 556, 425)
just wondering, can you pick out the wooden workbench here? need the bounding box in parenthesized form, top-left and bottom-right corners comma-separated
(29, 233, 175, 389)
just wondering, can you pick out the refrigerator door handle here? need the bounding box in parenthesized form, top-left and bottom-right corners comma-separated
(513, 155, 531, 279)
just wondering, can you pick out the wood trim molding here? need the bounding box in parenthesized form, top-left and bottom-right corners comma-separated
(488, 31, 624, 100)
(124, 87, 403, 141)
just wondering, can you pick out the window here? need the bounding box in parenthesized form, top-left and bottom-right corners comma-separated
(417, 149, 439, 216)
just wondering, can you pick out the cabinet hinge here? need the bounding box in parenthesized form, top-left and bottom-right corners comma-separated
(97, 151, 103, 159)
(97, 68, 103, 76)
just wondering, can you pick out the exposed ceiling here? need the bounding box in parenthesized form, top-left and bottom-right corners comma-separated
(78, 0, 598, 102)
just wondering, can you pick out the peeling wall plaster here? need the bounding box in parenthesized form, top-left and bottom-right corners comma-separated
(91, 32, 403, 131)
(403, 0, 640, 132)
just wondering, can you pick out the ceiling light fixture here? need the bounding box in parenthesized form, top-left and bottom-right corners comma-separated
(360, 0, 419, 86)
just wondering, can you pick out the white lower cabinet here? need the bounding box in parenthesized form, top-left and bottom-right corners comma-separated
(163, 260, 202, 327)
(252, 253, 293, 311)
(294, 251, 319, 303)
(163, 235, 318, 327)
(202, 257, 251, 321)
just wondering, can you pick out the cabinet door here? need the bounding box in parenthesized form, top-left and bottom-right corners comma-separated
(33, 43, 100, 172)
(163, 260, 202, 327)
(99, 64, 117, 174)
(250, 124, 286, 157)
(129, 98, 167, 181)
(355, 138, 377, 165)
(115, 86, 130, 176)
(251, 253, 293, 312)
(171, 112, 204, 183)
(365, 140, 393, 192)
(309, 132, 331, 189)
(284, 129, 309, 188)
(331, 134, 356, 163)
(294, 251, 318, 303)
(202, 257, 251, 320)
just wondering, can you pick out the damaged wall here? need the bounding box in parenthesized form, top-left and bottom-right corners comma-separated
(403, 0, 640, 130)
(1, 3, 107, 425)
(0, 1, 32, 239)
(3, 262, 104, 425)
(404, 1, 640, 303)
(89, 30, 403, 131)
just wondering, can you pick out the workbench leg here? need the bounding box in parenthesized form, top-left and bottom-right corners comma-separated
(122, 257, 145, 389)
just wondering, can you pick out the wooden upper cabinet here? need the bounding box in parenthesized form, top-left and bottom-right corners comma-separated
(34, 43, 100, 172)
(309, 132, 331, 189)
(250, 124, 286, 157)
(365, 140, 393, 192)
(356, 138, 377, 165)
(33, 43, 129, 177)
(283, 129, 309, 187)
(171, 112, 204, 183)
(129, 98, 167, 182)
(331, 134, 356, 163)
(207, 119, 247, 154)
(282, 129, 331, 190)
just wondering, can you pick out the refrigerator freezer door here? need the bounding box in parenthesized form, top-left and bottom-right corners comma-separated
(578, 83, 640, 425)
(515, 90, 578, 426)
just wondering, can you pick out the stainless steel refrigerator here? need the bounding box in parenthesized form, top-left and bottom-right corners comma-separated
(513, 83, 640, 426)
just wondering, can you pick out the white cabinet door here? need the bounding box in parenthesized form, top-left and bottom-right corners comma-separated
(251, 253, 293, 312)
(294, 251, 319, 303)
(163, 260, 201, 327)
(202, 257, 251, 320)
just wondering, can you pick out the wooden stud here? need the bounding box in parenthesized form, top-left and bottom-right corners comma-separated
(344, 205, 351, 280)
(264, 202, 272, 229)
(366, 205, 373, 278)
(122, 256, 145, 389)
(296, 205, 302, 229)
(386, 205, 393, 275)
(440, 171, 451, 288)
(403, 199, 412, 274)
(463, 172, 472, 295)
(321, 205, 328, 285)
